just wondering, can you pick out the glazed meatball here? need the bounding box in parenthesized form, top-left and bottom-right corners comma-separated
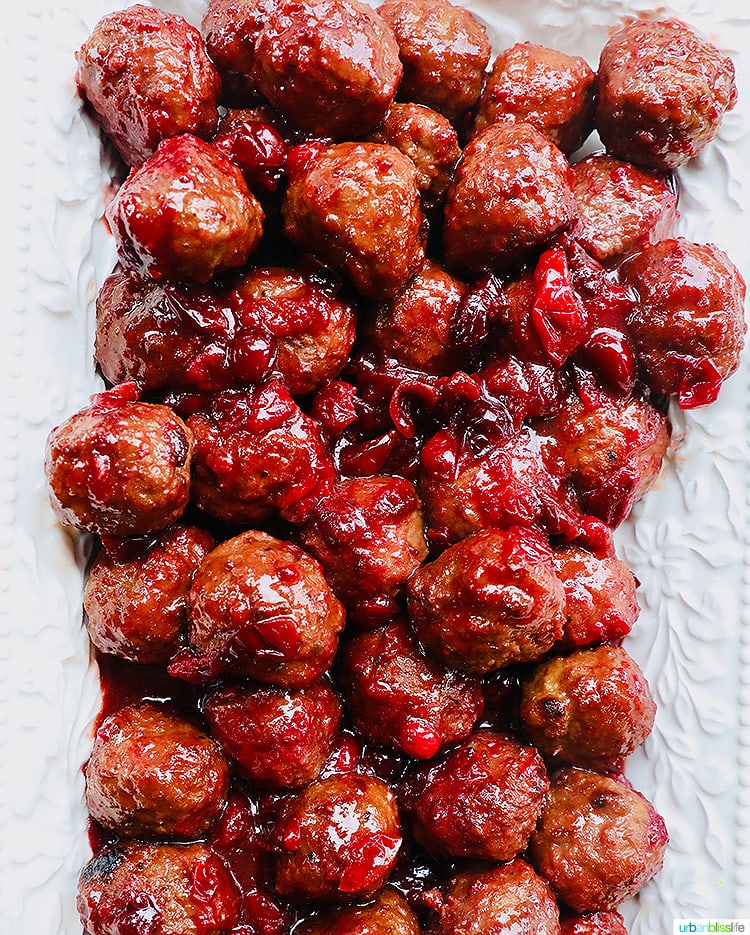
(622, 238, 747, 406)
(474, 42, 596, 154)
(186, 383, 336, 526)
(560, 912, 628, 935)
(45, 386, 192, 537)
(530, 769, 668, 912)
(296, 887, 420, 935)
(299, 476, 428, 624)
(84, 525, 214, 664)
(274, 773, 402, 902)
(201, 0, 278, 104)
(520, 645, 656, 770)
(435, 861, 561, 935)
(85, 703, 229, 839)
(76, 5, 220, 167)
(338, 619, 484, 759)
(572, 154, 678, 264)
(107, 134, 264, 284)
(283, 142, 425, 300)
(77, 842, 241, 935)
(443, 123, 577, 274)
(378, 0, 490, 122)
(407, 731, 549, 860)
(204, 679, 342, 789)
(253, 0, 401, 139)
(185, 530, 345, 688)
(595, 18, 737, 171)
(407, 526, 565, 674)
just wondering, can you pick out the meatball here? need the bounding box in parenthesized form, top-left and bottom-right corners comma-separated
(529, 768, 668, 912)
(84, 525, 214, 664)
(443, 123, 577, 274)
(274, 773, 402, 902)
(107, 134, 264, 284)
(283, 142, 425, 300)
(338, 619, 484, 759)
(85, 703, 229, 839)
(560, 912, 628, 935)
(296, 887, 420, 935)
(407, 526, 565, 674)
(201, 0, 278, 104)
(474, 42, 596, 154)
(76, 5, 220, 167)
(435, 861, 561, 935)
(44, 386, 192, 537)
(299, 476, 428, 624)
(622, 238, 747, 406)
(253, 0, 401, 139)
(378, 0, 490, 122)
(519, 645, 656, 770)
(572, 154, 678, 264)
(186, 383, 336, 526)
(204, 679, 342, 789)
(77, 842, 241, 935)
(595, 18, 737, 171)
(185, 530, 345, 688)
(407, 731, 549, 860)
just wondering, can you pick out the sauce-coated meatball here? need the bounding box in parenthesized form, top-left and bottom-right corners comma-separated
(107, 134, 264, 284)
(76, 5, 220, 167)
(84, 525, 214, 664)
(529, 768, 668, 912)
(274, 773, 402, 902)
(85, 703, 229, 839)
(595, 19, 737, 171)
(560, 912, 628, 935)
(407, 526, 565, 674)
(201, 0, 278, 104)
(296, 887, 420, 935)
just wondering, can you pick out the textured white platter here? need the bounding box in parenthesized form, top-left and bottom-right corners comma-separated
(2, 0, 749, 932)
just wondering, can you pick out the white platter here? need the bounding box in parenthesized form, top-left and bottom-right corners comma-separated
(2, 0, 749, 932)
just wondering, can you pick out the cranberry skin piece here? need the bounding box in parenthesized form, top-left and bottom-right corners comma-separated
(295, 887, 420, 935)
(76, 5, 220, 167)
(409, 731, 549, 860)
(84, 525, 214, 665)
(529, 768, 668, 913)
(213, 118, 288, 193)
(204, 679, 342, 789)
(474, 42, 596, 155)
(560, 912, 628, 935)
(595, 19, 737, 171)
(622, 238, 746, 404)
(77, 842, 241, 935)
(435, 860, 561, 935)
(407, 526, 565, 675)
(253, 0, 402, 140)
(85, 703, 229, 840)
(107, 135, 264, 284)
(338, 619, 483, 759)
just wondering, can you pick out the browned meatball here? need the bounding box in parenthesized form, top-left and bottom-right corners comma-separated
(254, 0, 402, 139)
(572, 154, 678, 263)
(529, 768, 668, 912)
(76, 5, 220, 167)
(296, 887, 420, 935)
(443, 123, 577, 274)
(560, 912, 628, 935)
(77, 842, 241, 935)
(283, 142, 425, 300)
(44, 387, 192, 537)
(299, 476, 428, 624)
(378, 0, 490, 122)
(520, 645, 656, 770)
(85, 703, 229, 839)
(274, 773, 402, 902)
(204, 678, 342, 789)
(407, 731, 549, 860)
(474, 42, 596, 154)
(338, 619, 484, 759)
(595, 19, 737, 171)
(407, 526, 565, 674)
(435, 861, 561, 935)
(187, 383, 336, 526)
(185, 530, 345, 688)
(622, 238, 747, 406)
(84, 525, 214, 664)
(107, 134, 264, 284)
